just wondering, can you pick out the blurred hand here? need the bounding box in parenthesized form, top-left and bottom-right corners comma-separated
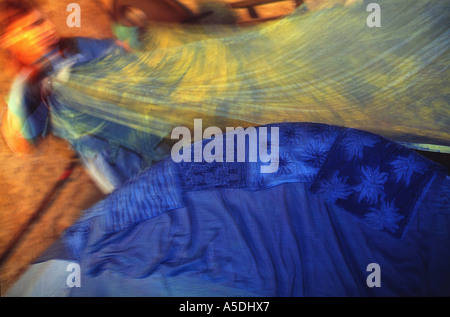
(115, 39, 133, 53)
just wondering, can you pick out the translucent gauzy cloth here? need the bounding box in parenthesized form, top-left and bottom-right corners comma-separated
(48, 0, 450, 159)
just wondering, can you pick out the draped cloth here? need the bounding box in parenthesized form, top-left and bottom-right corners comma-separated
(48, 0, 450, 161)
(8, 122, 449, 296)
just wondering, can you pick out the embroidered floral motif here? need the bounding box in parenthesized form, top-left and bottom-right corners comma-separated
(364, 200, 404, 233)
(308, 124, 336, 141)
(355, 166, 388, 204)
(281, 125, 303, 145)
(178, 161, 244, 190)
(390, 154, 426, 185)
(309, 127, 442, 239)
(300, 139, 330, 168)
(276, 153, 295, 176)
(343, 132, 379, 161)
(256, 176, 269, 189)
(316, 171, 353, 204)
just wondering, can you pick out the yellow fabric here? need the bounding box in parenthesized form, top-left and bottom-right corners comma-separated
(48, 0, 450, 157)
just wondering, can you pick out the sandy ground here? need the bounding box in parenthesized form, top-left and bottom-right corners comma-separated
(0, 0, 301, 296)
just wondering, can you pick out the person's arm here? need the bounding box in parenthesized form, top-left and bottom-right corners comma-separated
(111, 23, 142, 52)
(1, 68, 49, 154)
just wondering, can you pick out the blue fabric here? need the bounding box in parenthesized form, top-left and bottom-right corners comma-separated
(177, 123, 340, 191)
(309, 128, 446, 239)
(44, 38, 165, 187)
(46, 122, 449, 297)
(20, 102, 49, 140)
(11, 37, 123, 140)
(9, 37, 161, 189)
(74, 135, 153, 190)
(57, 180, 449, 297)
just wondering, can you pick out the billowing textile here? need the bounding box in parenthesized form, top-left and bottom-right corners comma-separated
(49, 0, 450, 159)
(3, 37, 165, 190)
(7, 123, 449, 297)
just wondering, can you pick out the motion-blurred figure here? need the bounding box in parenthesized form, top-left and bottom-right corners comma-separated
(0, 0, 160, 193)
